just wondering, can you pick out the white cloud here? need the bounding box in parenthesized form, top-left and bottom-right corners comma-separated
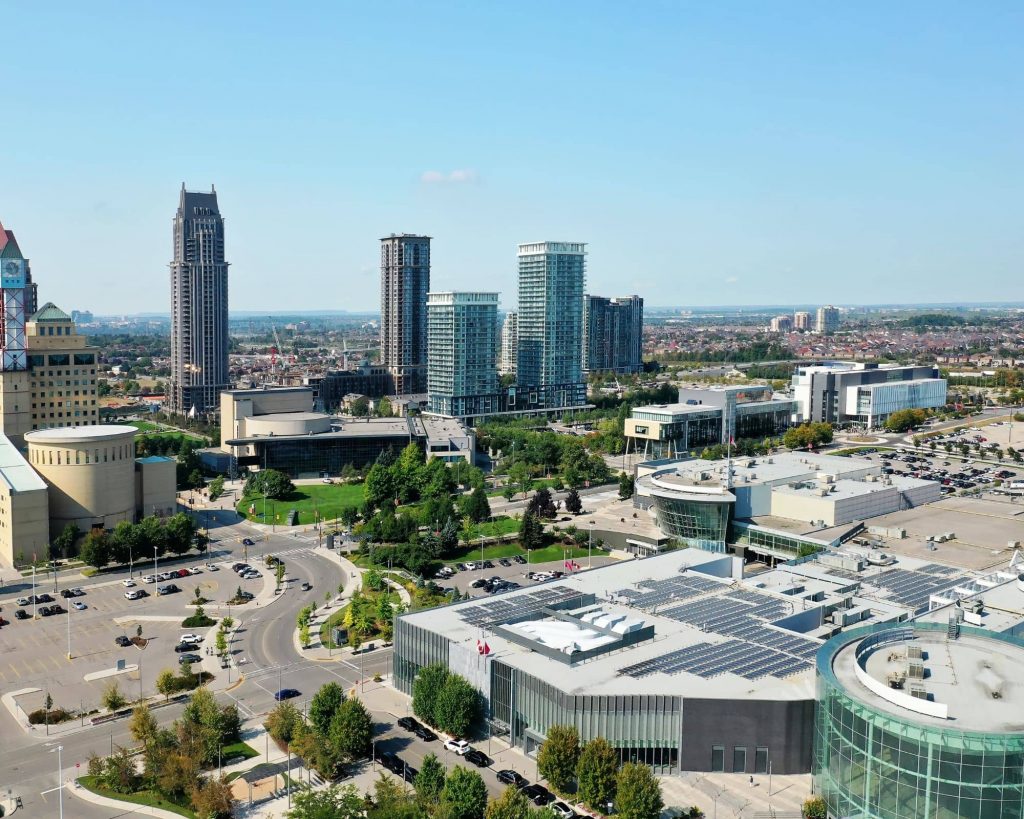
(725, 275, 739, 284)
(420, 169, 479, 184)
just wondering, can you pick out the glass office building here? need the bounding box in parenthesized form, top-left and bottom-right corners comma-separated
(815, 623, 1024, 819)
(640, 469, 735, 552)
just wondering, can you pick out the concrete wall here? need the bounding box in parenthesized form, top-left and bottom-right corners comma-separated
(135, 458, 177, 519)
(0, 370, 32, 449)
(220, 388, 315, 451)
(0, 480, 49, 566)
(770, 491, 836, 527)
(680, 697, 816, 774)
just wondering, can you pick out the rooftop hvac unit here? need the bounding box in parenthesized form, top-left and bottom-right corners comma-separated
(908, 683, 928, 700)
(746, 460, 757, 468)
(887, 671, 906, 689)
(970, 598, 984, 614)
(907, 645, 924, 660)
(907, 659, 925, 679)
(766, 457, 774, 464)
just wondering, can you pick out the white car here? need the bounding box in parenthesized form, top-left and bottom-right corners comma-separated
(141, 575, 156, 584)
(180, 633, 204, 643)
(72, 601, 87, 610)
(204, 564, 220, 572)
(16, 597, 29, 606)
(122, 579, 136, 588)
(444, 739, 470, 756)
(188, 567, 203, 575)
(124, 589, 143, 600)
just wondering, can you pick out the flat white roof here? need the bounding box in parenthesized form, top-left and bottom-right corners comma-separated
(0, 434, 47, 493)
(25, 424, 137, 444)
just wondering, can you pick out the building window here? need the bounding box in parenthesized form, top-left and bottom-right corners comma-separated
(733, 746, 747, 773)
(711, 746, 725, 772)
(755, 747, 768, 774)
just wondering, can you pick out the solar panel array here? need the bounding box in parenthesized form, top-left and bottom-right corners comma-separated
(457, 585, 583, 628)
(615, 574, 720, 611)
(619, 582, 819, 681)
(867, 566, 965, 610)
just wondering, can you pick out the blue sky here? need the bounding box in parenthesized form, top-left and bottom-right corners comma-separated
(2, 2, 1021, 313)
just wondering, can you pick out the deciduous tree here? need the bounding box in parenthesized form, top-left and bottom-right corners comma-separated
(577, 736, 619, 811)
(537, 724, 580, 794)
(614, 761, 663, 819)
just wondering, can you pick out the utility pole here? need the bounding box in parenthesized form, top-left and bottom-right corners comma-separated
(65, 605, 72, 660)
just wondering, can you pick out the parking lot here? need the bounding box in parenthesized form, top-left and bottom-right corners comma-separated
(0, 557, 270, 717)
(430, 554, 618, 600)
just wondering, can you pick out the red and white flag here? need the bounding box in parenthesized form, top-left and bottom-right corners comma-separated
(483, 642, 491, 655)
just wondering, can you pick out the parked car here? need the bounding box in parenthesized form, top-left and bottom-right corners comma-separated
(274, 688, 301, 701)
(465, 749, 491, 768)
(242, 538, 254, 546)
(497, 770, 529, 788)
(204, 564, 220, 571)
(378, 752, 403, 774)
(14, 609, 28, 620)
(397, 716, 421, 732)
(175, 569, 190, 578)
(401, 764, 418, 783)
(124, 589, 144, 600)
(300, 582, 312, 591)
(413, 725, 437, 742)
(498, 558, 511, 567)
(550, 802, 578, 818)
(70, 587, 86, 596)
(444, 739, 471, 755)
(72, 601, 87, 610)
(175, 642, 199, 653)
(521, 785, 554, 806)
(513, 555, 527, 564)
(15, 597, 29, 606)
(180, 633, 204, 643)
(178, 653, 202, 665)
(188, 567, 203, 575)
(36, 593, 53, 603)
(115, 635, 132, 647)
(122, 579, 136, 588)
(60, 589, 74, 598)
(158, 584, 180, 595)
(157, 572, 173, 581)
(141, 575, 156, 583)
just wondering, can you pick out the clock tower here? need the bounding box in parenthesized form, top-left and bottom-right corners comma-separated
(0, 221, 37, 444)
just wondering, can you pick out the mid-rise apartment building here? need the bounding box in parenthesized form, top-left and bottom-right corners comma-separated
(499, 311, 518, 376)
(793, 311, 812, 331)
(815, 305, 840, 334)
(770, 315, 793, 333)
(583, 294, 644, 373)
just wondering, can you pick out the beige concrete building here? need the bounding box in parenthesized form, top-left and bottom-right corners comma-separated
(135, 456, 177, 519)
(0, 303, 100, 449)
(0, 434, 49, 567)
(25, 425, 138, 532)
(220, 386, 315, 456)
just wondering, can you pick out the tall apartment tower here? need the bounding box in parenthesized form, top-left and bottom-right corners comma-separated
(793, 311, 812, 331)
(516, 242, 587, 409)
(169, 185, 230, 416)
(583, 294, 644, 374)
(380, 234, 430, 395)
(427, 292, 499, 418)
(816, 305, 840, 335)
(499, 311, 518, 376)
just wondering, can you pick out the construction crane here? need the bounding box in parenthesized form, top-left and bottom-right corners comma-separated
(269, 317, 283, 373)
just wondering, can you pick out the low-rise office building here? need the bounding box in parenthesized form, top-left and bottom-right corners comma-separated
(791, 362, 947, 428)
(221, 386, 474, 477)
(625, 386, 795, 459)
(635, 452, 939, 555)
(0, 433, 49, 566)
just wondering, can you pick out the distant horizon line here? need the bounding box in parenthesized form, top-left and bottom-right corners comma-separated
(77, 300, 1024, 319)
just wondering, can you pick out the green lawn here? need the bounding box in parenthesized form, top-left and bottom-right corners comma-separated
(319, 608, 347, 649)
(127, 420, 161, 433)
(443, 542, 592, 565)
(78, 775, 195, 818)
(220, 740, 259, 762)
(467, 517, 520, 539)
(237, 483, 365, 526)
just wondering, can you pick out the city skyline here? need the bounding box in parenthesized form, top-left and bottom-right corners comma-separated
(3, 2, 1021, 313)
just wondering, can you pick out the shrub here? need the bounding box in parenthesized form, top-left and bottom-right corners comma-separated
(28, 707, 73, 725)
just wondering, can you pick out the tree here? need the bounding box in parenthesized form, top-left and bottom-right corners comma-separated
(803, 797, 828, 819)
(414, 753, 447, 806)
(527, 488, 557, 520)
(883, 409, 927, 433)
(614, 762, 663, 819)
(129, 703, 159, 746)
(215, 628, 228, 658)
(439, 766, 488, 819)
(563, 488, 583, 515)
(434, 674, 481, 738)
(245, 468, 295, 500)
(328, 697, 373, 761)
(286, 783, 365, 819)
(265, 701, 302, 745)
(537, 724, 580, 794)
(166, 513, 197, 556)
(101, 746, 139, 794)
(577, 737, 619, 811)
(208, 475, 225, 501)
(191, 776, 234, 819)
(365, 459, 397, 510)
(509, 461, 533, 498)
(618, 472, 635, 500)
(519, 512, 545, 552)
(140, 515, 169, 557)
(485, 786, 533, 819)
(102, 680, 127, 711)
(80, 531, 111, 569)
(52, 522, 80, 560)
(412, 663, 450, 726)
(377, 396, 393, 418)
(309, 681, 346, 737)
(466, 485, 492, 523)
(156, 668, 178, 701)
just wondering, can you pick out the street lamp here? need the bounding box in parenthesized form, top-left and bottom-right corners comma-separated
(588, 520, 596, 569)
(65, 604, 72, 661)
(50, 745, 63, 819)
(154, 546, 159, 595)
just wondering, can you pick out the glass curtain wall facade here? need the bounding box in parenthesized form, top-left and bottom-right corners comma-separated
(233, 433, 415, 478)
(516, 242, 587, 409)
(651, 494, 732, 552)
(815, 624, 1024, 819)
(427, 292, 500, 418)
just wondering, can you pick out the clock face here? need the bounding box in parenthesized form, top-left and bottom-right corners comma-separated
(1, 259, 25, 287)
